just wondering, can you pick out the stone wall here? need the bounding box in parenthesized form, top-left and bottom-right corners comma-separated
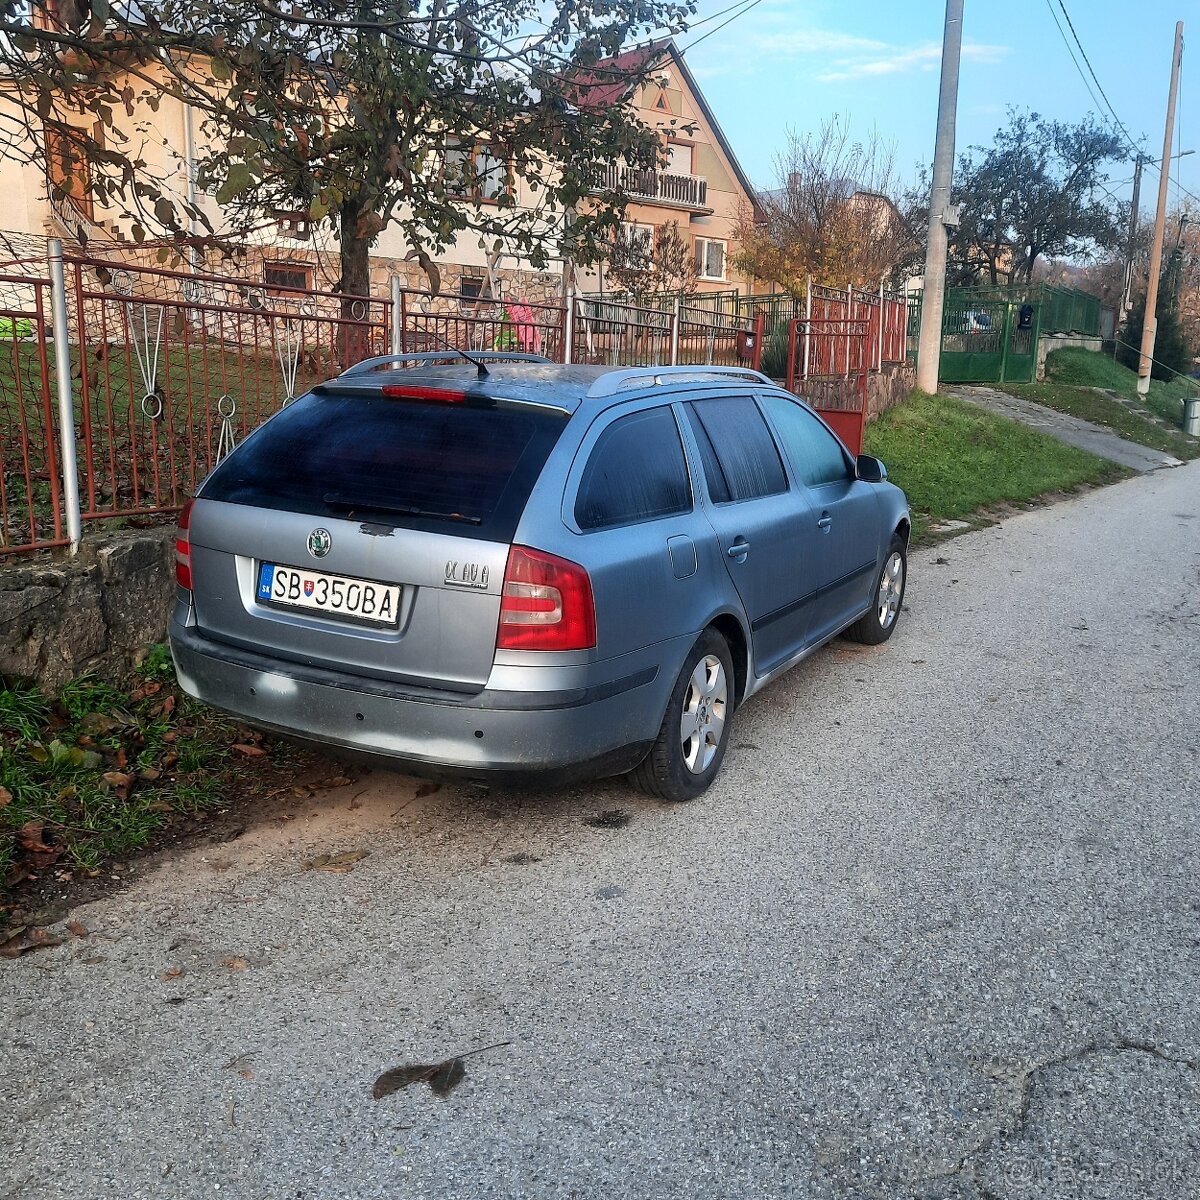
(1, 529, 176, 693)
(867, 363, 916, 421)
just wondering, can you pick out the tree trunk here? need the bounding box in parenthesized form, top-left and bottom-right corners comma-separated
(338, 196, 373, 367)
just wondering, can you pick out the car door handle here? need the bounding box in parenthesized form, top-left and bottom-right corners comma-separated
(727, 539, 750, 559)
(817, 514, 833, 532)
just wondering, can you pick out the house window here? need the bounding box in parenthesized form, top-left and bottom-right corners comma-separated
(694, 237, 726, 281)
(458, 271, 490, 308)
(445, 138, 511, 203)
(618, 222, 655, 261)
(45, 125, 93, 220)
(263, 262, 313, 293)
(665, 142, 693, 176)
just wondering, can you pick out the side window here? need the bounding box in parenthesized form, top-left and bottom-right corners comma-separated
(761, 394, 850, 488)
(686, 396, 788, 503)
(575, 407, 692, 530)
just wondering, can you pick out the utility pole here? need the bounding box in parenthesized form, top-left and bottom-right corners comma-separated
(1137, 20, 1184, 396)
(915, 0, 964, 395)
(1121, 154, 1143, 317)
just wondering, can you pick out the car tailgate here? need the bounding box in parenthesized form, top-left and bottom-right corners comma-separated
(189, 501, 508, 691)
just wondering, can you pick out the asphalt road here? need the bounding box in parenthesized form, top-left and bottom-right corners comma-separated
(4, 462, 1200, 1200)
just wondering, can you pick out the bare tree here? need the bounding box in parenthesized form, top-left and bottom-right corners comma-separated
(605, 220, 698, 298)
(733, 117, 916, 293)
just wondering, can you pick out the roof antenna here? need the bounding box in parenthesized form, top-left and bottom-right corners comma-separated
(421, 328, 490, 377)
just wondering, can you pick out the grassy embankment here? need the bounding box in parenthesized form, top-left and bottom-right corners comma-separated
(998, 347, 1200, 461)
(864, 389, 1130, 544)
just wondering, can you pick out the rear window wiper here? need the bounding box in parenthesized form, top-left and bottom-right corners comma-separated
(322, 493, 483, 525)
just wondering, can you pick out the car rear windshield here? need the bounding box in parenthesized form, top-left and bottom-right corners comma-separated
(201, 389, 566, 540)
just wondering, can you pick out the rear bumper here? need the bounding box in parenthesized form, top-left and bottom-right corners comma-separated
(169, 618, 669, 782)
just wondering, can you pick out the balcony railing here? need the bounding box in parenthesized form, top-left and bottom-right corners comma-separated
(593, 164, 709, 210)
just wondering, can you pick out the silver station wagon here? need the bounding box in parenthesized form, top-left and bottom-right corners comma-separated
(170, 355, 910, 800)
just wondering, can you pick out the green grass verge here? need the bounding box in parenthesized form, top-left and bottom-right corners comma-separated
(864, 390, 1130, 543)
(998, 348, 1200, 461)
(0, 646, 306, 907)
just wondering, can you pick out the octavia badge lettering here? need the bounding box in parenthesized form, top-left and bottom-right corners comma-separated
(307, 528, 332, 558)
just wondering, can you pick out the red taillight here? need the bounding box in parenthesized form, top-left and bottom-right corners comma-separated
(175, 499, 195, 591)
(380, 385, 467, 403)
(496, 545, 596, 652)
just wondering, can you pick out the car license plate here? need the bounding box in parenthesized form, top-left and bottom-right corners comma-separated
(256, 563, 400, 626)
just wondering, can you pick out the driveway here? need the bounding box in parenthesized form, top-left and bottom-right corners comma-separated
(3, 464, 1200, 1200)
(943, 384, 1184, 472)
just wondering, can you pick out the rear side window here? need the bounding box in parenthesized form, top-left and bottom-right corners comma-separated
(686, 396, 787, 503)
(760, 394, 850, 487)
(574, 407, 692, 530)
(201, 390, 564, 541)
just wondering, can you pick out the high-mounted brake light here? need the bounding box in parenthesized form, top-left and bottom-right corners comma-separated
(380, 385, 468, 403)
(175, 499, 195, 591)
(496, 545, 596, 652)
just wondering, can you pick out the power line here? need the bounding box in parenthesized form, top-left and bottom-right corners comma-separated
(1054, 0, 1142, 155)
(1043, 0, 1117, 141)
(679, 0, 765, 53)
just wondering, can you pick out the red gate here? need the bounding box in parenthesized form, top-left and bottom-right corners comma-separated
(785, 318, 870, 455)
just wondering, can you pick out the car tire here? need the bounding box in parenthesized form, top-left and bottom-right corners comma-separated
(631, 630, 735, 802)
(843, 534, 906, 645)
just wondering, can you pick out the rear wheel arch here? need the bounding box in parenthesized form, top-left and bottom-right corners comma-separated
(707, 613, 749, 706)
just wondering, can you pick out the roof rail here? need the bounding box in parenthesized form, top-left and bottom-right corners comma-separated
(586, 365, 772, 398)
(339, 352, 554, 378)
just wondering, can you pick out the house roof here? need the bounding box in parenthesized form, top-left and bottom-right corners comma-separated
(564, 39, 672, 110)
(566, 38, 757, 208)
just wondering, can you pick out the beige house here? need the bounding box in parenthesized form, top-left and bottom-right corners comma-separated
(0, 37, 758, 305)
(570, 39, 761, 298)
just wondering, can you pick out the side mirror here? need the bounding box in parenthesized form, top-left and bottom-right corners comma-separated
(856, 454, 887, 483)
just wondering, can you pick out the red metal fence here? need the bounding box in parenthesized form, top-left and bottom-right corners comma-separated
(67, 256, 389, 526)
(1, 251, 898, 557)
(396, 292, 565, 362)
(0, 273, 66, 554)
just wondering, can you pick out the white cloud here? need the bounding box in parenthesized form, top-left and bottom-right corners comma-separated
(816, 40, 1008, 83)
(686, 12, 1007, 86)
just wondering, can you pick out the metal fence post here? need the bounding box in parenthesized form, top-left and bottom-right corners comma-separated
(389, 275, 403, 355)
(670, 297, 681, 366)
(802, 274, 812, 380)
(48, 239, 82, 554)
(877, 278, 885, 370)
(563, 283, 575, 365)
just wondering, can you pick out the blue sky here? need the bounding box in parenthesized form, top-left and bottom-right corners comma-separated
(680, 0, 1196, 211)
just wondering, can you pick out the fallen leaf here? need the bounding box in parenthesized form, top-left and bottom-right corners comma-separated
(428, 1059, 467, 1097)
(0, 786, 11, 807)
(162, 966, 185, 980)
(18, 822, 53, 853)
(301, 849, 369, 873)
(316, 775, 352, 789)
(238, 1069, 254, 1080)
(102, 771, 134, 798)
(373, 1058, 466, 1100)
(81, 712, 119, 735)
(139, 767, 162, 782)
(221, 956, 249, 971)
(66, 920, 89, 938)
(0, 929, 65, 958)
(232, 743, 266, 758)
